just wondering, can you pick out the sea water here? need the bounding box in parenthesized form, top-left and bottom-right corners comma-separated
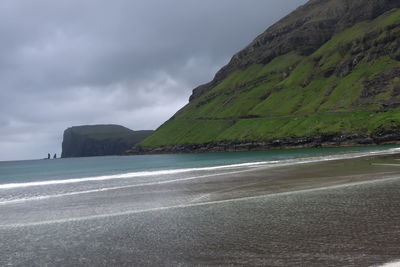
(0, 145, 399, 205)
(2, 145, 400, 266)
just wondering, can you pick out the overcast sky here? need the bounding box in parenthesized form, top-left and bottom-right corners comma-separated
(0, 0, 306, 161)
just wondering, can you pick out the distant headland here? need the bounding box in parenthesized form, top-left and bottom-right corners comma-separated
(61, 124, 153, 158)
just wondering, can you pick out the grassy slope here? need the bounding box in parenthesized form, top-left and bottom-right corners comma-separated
(142, 9, 400, 148)
(68, 125, 153, 144)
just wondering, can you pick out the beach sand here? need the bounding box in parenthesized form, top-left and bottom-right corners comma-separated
(1, 153, 400, 266)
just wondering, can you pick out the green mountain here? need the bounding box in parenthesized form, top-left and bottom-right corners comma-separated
(139, 0, 400, 153)
(61, 125, 153, 158)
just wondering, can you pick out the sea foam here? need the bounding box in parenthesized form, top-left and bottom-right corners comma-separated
(379, 261, 400, 267)
(0, 147, 398, 190)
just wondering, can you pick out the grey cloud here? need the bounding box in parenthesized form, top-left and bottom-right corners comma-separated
(0, 0, 306, 160)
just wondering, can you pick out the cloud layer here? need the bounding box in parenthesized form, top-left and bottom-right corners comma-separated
(0, 0, 306, 161)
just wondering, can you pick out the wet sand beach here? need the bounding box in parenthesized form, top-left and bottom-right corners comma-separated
(1, 153, 400, 266)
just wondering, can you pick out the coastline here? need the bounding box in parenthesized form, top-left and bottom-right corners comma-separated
(128, 132, 400, 155)
(186, 151, 400, 203)
(2, 151, 400, 266)
(2, 149, 400, 225)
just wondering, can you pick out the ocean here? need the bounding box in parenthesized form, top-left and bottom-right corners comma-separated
(1, 145, 400, 266)
(2, 145, 400, 185)
(0, 145, 399, 204)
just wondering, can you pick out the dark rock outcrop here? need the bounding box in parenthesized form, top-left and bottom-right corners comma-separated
(131, 132, 400, 155)
(61, 125, 153, 158)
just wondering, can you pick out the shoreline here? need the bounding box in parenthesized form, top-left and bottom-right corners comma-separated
(186, 152, 400, 203)
(1, 145, 399, 192)
(128, 132, 400, 155)
(2, 152, 400, 266)
(5, 173, 400, 228)
(2, 150, 400, 226)
(2, 151, 400, 266)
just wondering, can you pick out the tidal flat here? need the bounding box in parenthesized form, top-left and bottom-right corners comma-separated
(1, 153, 400, 266)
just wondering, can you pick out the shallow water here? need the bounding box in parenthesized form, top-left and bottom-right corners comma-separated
(1, 170, 400, 266)
(1, 146, 400, 266)
(1, 145, 398, 185)
(0, 145, 399, 205)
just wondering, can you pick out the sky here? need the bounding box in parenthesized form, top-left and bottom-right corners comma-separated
(0, 0, 306, 161)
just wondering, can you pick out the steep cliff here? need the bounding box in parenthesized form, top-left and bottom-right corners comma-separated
(139, 0, 400, 153)
(61, 125, 153, 158)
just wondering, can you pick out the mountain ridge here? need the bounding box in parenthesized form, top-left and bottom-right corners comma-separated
(135, 0, 400, 153)
(189, 0, 400, 101)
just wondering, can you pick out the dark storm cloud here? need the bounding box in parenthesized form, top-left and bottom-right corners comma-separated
(0, 0, 306, 160)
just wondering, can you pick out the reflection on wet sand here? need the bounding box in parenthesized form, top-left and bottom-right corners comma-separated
(1, 153, 400, 266)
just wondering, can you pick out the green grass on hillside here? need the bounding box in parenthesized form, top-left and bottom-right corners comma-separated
(141, 9, 400, 148)
(141, 110, 400, 147)
(68, 125, 153, 143)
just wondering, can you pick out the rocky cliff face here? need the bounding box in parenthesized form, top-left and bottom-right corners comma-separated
(138, 0, 400, 153)
(61, 125, 153, 158)
(190, 0, 400, 101)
